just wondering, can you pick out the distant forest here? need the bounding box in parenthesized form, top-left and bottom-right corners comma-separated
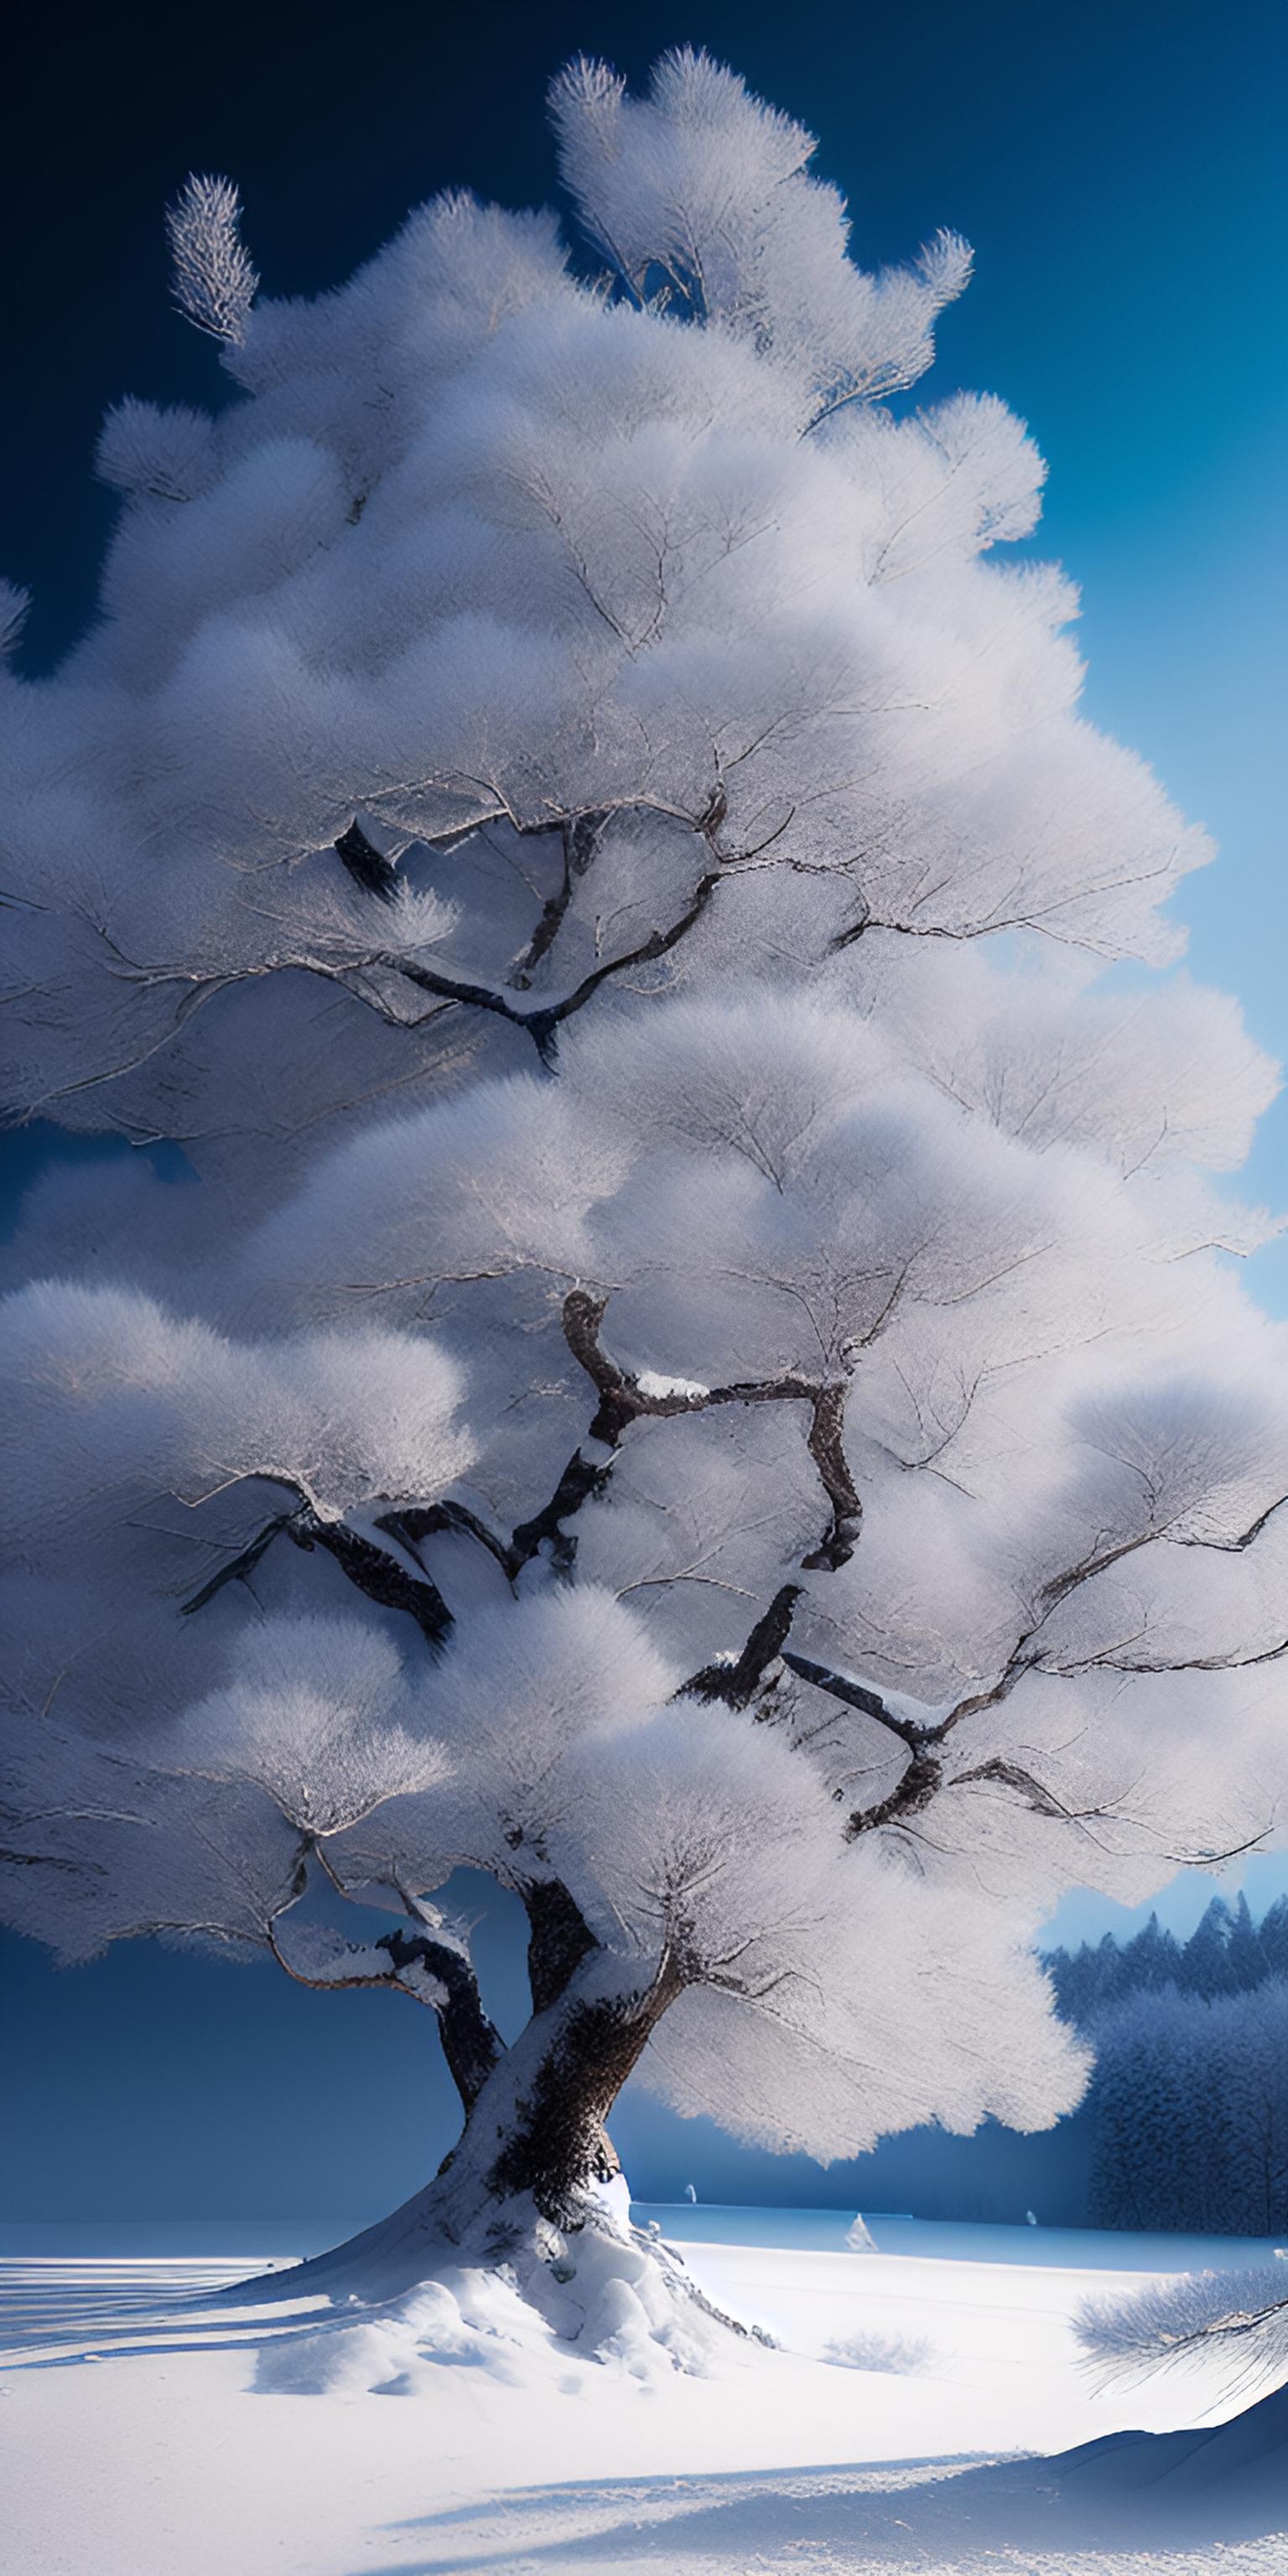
(1046, 1896, 1288, 2236)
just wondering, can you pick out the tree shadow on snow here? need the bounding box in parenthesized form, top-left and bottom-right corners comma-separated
(0, 2256, 384, 2374)
(355, 2395, 1288, 2572)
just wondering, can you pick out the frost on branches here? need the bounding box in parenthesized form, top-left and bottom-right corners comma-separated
(2, 50, 1285, 2329)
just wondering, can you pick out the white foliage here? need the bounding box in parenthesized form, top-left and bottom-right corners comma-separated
(642, 1851, 1088, 2158)
(550, 49, 970, 418)
(0, 1279, 475, 1545)
(164, 1618, 448, 1836)
(3, 49, 1286, 2189)
(96, 400, 221, 501)
(166, 174, 258, 345)
(409, 1588, 680, 1866)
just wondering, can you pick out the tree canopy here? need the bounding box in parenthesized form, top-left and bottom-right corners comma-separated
(3, 51, 1285, 2232)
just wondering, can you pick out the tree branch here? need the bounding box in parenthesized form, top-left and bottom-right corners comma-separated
(180, 1479, 453, 1647)
(780, 1649, 917, 1742)
(335, 819, 400, 902)
(508, 810, 607, 989)
(518, 1873, 602, 2015)
(387, 867, 720, 1065)
(376, 1926, 506, 2111)
(777, 1648, 950, 1837)
(844, 1750, 944, 1837)
(683, 1584, 803, 1707)
(948, 1754, 1117, 1825)
(560, 1291, 863, 1568)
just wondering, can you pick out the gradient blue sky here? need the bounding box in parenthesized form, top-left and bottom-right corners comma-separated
(3, 0, 1285, 2217)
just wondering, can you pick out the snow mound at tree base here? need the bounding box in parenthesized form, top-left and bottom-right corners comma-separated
(247, 2184, 751, 2393)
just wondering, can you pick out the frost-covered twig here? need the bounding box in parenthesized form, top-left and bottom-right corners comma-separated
(1078, 2262, 1288, 2401)
(166, 174, 258, 345)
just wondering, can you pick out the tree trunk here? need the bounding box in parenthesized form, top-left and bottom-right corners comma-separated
(230, 1949, 683, 2308)
(479, 1961, 678, 2222)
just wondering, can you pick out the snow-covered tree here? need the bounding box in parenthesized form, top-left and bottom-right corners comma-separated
(1048, 1893, 1288, 2026)
(1087, 1980, 1288, 2235)
(3, 50, 1285, 2318)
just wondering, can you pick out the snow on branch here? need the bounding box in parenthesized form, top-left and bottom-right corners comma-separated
(166, 174, 258, 345)
(1078, 2263, 1288, 2402)
(180, 1476, 454, 1649)
(559, 1290, 862, 1571)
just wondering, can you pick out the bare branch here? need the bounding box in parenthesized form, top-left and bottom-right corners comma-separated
(683, 1584, 803, 1708)
(508, 809, 608, 988)
(780, 1649, 917, 1744)
(180, 1478, 453, 1648)
(335, 820, 400, 902)
(388, 866, 721, 1065)
(559, 1291, 862, 1569)
(375, 1925, 506, 2110)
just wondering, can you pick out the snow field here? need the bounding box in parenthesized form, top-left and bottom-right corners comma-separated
(3, 2218, 1285, 2573)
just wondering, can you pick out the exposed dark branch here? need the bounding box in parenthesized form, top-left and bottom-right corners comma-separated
(934, 1649, 1040, 1738)
(385, 1462, 615, 1588)
(1060, 1630, 1288, 1680)
(179, 1512, 298, 1614)
(781, 1650, 920, 1744)
(508, 1451, 615, 1577)
(288, 1516, 454, 1647)
(377, 1927, 505, 2112)
(560, 1291, 862, 1570)
(335, 820, 399, 903)
(1162, 1824, 1275, 1867)
(377, 1498, 517, 1581)
(683, 1584, 803, 1707)
(1174, 1491, 1288, 1555)
(948, 1755, 1114, 1824)
(845, 1750, 944, 1837)
(776, 1647, 948, 1836)
(180, 1479, 453, 1648)
(802, 1383, 864, 1569)
(387, 867, 721, 1066)
(828, 891, 872, 952)
(509, 809, 607, 989)
(518, 1875, 601, 2014)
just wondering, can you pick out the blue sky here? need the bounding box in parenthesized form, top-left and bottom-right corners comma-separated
(3, 0, 1284, 2209)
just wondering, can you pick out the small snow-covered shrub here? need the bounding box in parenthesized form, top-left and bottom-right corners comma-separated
(823, 2327, 938, 2375)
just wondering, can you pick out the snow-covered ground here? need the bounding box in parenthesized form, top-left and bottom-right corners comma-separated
(3, 2207, 1285, 2574)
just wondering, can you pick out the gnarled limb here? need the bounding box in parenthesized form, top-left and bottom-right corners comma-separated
(387, 868, 720, 1066)
(377, 1926, 506, 2112)
(802, 1382, 864, 1571)
(518, 1872, 601, 2014)
(684, 1584, 803, 1708)
(508, 809, 608, 989)
(180, 1478, 453, 1647)
(262, 1847, 506, 2120)
(560, 1291, 863, 1569)
(845, 1749, 944, 1836)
